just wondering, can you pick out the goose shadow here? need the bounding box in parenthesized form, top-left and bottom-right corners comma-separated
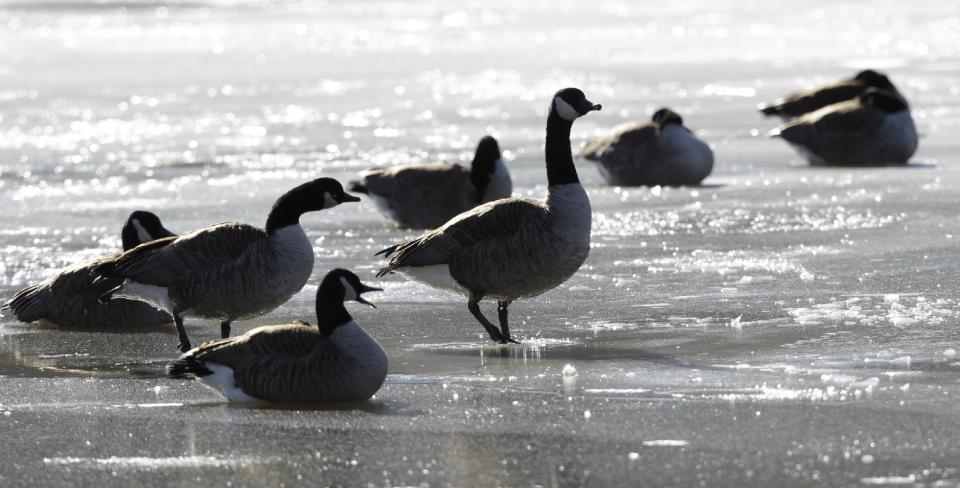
(795, 161, 936, 169)
(177, 398, 427, 417)
(413, 341, 724, 371)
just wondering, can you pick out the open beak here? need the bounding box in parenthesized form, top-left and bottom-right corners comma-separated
(356, 283, 382, 308)
(339, 193, 362, 203)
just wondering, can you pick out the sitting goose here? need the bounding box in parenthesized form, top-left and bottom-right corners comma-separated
(1, 211, 176, 328)
(768, 88, 917, 166)
(581, 108, 713, 186)
(375, 88, 601, 344)
(349, 136, 512, 229)
(95, 178, 360, 352)
(166, 269, 386, 404)
(759, 69, 903, 121)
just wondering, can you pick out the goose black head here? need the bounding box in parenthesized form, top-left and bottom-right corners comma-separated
(266, 178, 361, 234)
(316, 269, 383, 333)
(652, 108, 684, 128)
(861, 88, 909, 113)
(854, 69, 895, 91)
(470, 135, 502, 190)
(552, 87, 602, 121)
(121, 210, 175, 251)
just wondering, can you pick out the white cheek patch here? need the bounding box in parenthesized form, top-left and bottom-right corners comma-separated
(340, 276, 357, 301)
(132, 219, 152, 243)
(554, 97, 581, 121)
(324, 193, 338, 208)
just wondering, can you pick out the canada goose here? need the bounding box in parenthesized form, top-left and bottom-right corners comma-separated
(581, 108, 713, 186)
(759, 69, 903, 120)
(1, 211, 176, 328)
(768, 88, 917, 166)
(349, 136, 512, 229)
(95, 178, 360, 352)
(166, 269, 386, 404)
(375, 88, 601, 344)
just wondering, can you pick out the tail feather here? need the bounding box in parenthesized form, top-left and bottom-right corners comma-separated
(166, 356, 212, 378)
(98, 283, 123, 304)
(375, 244, 399, 258)
(348, 180, 369, 194)
(759, 103, 781, 116)
(2, 284, 50, 323)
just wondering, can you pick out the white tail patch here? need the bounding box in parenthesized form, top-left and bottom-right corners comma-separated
(199, 363, 261, 403)
(398, 265, 466, 296)
(113, 280, 174, 314)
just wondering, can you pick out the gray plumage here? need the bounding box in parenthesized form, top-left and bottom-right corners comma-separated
(95, 178, 361, 352)
(581, 108, 714, 186)
(377, 193, 589, 301)
(769, 89, 918, 166)
(350, 136, 511, 229)
(166, 269, 387, 403)
(376, 88, 601, 344)
(759, 69, 903, 120)
(1, 211, 175, 328)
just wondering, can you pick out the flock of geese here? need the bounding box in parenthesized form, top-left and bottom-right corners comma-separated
(0, 71, 916, 405)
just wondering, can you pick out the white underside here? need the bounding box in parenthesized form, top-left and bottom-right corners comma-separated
(398, 264, 466, 296)
(366, 192, 399, 221)
(198, 363, 262, 403)
(113, 281, 175, 314)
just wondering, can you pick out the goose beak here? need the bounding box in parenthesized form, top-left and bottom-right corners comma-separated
(356, 283, 382, 308)
(339, 193, 362, 203)
(577, 100, 602, 115)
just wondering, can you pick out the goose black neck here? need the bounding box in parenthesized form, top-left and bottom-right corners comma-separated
(470, 162, 491, 198)
(545, 110, 579, 187)
(265, 188, 307, 235)
(315, 292, 352, 336)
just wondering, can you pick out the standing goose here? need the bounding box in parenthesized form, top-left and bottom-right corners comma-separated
(166, 269, 386, 404)
(95, 178, 360, 352)
(768, 88, 917, 166)
(1, 211, 176, 328)
(581, 108, 713, 186)
(375, 88, 601, 344)
(349, 136, 512, 229)
(759, 69, 903, 121)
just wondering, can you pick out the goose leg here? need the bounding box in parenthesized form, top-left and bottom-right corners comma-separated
(220, 320, 231, 338)
(467, 295, 509, 343)
(173, 312, 192, 353)
(497, 301, 520, 344)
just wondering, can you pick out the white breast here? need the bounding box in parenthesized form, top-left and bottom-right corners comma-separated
(269, 225, 315, 280)
(545, 183, 592, 246)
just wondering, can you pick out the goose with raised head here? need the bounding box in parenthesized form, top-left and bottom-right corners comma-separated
(166, 269, 386, 404)
(581, 108, 713, 186)
(1, 211, 176, 328)
(759, 69, 903, 121)
(95, 178, 360, 352)
(375, 88, 601, 344)
(350, 135, 511, 229)
(768, 88, 917, 166)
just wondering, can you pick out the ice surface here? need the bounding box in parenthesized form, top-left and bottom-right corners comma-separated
(2, 0, 960, 486)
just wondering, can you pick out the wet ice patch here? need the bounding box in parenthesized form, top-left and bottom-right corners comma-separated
(43, 455, 276, 470)
(642, 440, 689, 447)
(786, 296, 957, 328)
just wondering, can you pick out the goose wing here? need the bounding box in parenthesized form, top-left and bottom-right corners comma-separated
(357, 163, 469, 197)
(761, 82, 867, 117)
(775, 100, 881, 145)
(376, 197, 545, 274)
(95, 223, 266, 286)
(580, 121, 660, 163)
(189, 323, 336, 400)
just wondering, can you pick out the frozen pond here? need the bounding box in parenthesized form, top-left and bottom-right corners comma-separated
(2, 0, 960, 486)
